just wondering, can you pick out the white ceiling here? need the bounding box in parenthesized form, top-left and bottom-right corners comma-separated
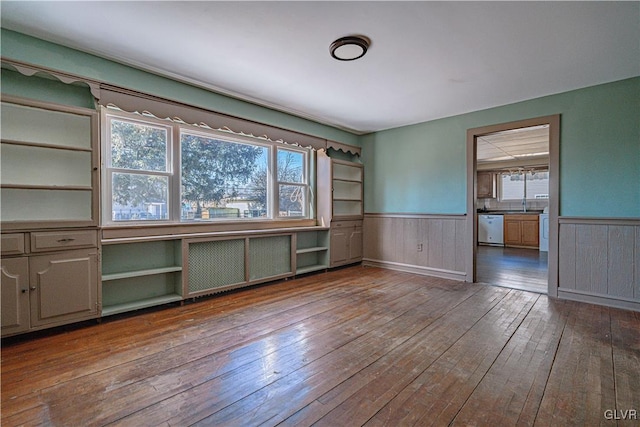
(1, 1, 638, 134)
(477, 125, 549, 164)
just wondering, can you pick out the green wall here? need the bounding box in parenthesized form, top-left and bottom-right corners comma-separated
(0, 29, 358, 146)
(361, 77, 640, 218)
(1, 69, 95, 108)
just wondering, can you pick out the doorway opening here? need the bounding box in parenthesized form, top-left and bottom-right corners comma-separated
(466, 116, 560, 296)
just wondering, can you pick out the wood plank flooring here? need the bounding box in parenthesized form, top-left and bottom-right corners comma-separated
(476, 245, 548, 294)
(2, 266, 638, 426)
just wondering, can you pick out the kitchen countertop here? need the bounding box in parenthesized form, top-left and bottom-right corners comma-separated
(477, 210, 544, 215)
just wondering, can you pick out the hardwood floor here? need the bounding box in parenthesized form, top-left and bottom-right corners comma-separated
(476, 245, 548, 294)
(2, 266, 638, 426)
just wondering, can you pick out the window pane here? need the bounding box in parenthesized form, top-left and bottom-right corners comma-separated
(279, 184, 305, 217)
(277, 149, 304, 183)
(181, 133, 268, 220)
(111, 119, 168, 172)
(500, 172, 549, 201)
(111, 173, 168, 221)
(526, 171, 549, 199)
(500, 173, 524, 200)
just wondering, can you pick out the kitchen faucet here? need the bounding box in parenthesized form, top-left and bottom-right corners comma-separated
(522, 197, 527, 212)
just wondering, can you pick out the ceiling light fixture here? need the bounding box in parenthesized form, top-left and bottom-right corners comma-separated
(330, 35, 370, 61)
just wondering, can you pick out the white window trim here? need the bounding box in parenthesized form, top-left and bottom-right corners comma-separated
(101, 107, 311, 225)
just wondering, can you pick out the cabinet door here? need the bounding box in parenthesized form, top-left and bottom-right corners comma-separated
(29, 249, 98, 328)
(477, 172, 494, 198)
(504, 220, 522, 246)
(330, 229, 349, 266)
(1, 257, 30, 336)
(521, 219, 540, 248)
(348, 227, 363, 263)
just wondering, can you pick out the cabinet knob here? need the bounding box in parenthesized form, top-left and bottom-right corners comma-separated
(29, 286, 36, 291)
(21, 288, 27, 294)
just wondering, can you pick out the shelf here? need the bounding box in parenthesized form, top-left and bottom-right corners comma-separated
(296, 246, 329, 254)
(102, 266, 182, 282)
(333, 178, 362, 184)
(296, 264, 327, 275)
(102, 294, 183, 317)
(1, 184, 93, 191)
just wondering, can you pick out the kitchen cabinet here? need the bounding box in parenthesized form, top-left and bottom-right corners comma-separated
(330, 220, 363, 267)
(477, 172, 496, 198)
(504, 214, 539, 248)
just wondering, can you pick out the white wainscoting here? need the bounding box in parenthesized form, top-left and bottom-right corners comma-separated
(558, 218, 640, 311)
(363, 213, 467, 281)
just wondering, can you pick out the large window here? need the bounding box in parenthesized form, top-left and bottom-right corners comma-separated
(103, 110, 310, 223)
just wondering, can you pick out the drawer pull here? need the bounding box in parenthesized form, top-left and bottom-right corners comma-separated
(57, 238, 76, 243)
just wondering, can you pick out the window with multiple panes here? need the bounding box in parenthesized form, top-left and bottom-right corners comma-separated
(103, 109, 310, 223)
(499, 171, 549, 201)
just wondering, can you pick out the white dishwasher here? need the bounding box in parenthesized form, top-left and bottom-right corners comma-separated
(478, 214, 504, 246)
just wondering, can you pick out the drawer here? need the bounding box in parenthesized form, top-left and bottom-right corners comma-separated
(30, 230, 98, 252)
(1, 233, 26, 255)
(331, 220, 363, 229)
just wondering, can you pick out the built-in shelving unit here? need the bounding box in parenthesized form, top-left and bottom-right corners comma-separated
(331, 160, 364, 219)
(295, 230, 330, 274)
(101, 240, 183, 316)
(0, 98, 98, 228)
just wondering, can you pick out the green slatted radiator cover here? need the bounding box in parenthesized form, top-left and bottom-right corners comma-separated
(188, 239, 245, 293)
(249, 235, 291, 280)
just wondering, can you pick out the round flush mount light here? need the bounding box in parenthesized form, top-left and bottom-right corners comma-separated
(330, 36, 370, 61)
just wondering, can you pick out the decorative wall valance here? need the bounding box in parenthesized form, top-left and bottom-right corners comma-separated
(327, 140, 361, 156)
(2, 60, 101, 99)
(3, 58, 329, 151)
(99, 86, 327, 150)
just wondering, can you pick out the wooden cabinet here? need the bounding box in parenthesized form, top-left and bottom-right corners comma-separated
(1, 232, 99, 337)
(1, 257, 30, 336)
(330, 220, 363, 267)
(317, 151, 364, 268)
(0, 96, 100, 336)
(477, 172, 495, 198)
(29, 250, 98, 328)
(504, 215, 539, 248)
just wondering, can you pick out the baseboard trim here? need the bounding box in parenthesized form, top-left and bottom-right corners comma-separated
(558, 289, 640, 312)
(363, 258, 467, 282)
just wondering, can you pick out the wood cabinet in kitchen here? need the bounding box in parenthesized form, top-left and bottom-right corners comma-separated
(477, 172, 496, 198)
(504, 214, 539, 249)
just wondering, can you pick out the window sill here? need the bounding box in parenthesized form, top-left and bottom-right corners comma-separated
(101, 218, 319, 240)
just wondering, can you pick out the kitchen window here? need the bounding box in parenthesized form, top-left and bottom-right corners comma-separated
(499, 171, 549, 201)
(103, 109, 310, 223)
